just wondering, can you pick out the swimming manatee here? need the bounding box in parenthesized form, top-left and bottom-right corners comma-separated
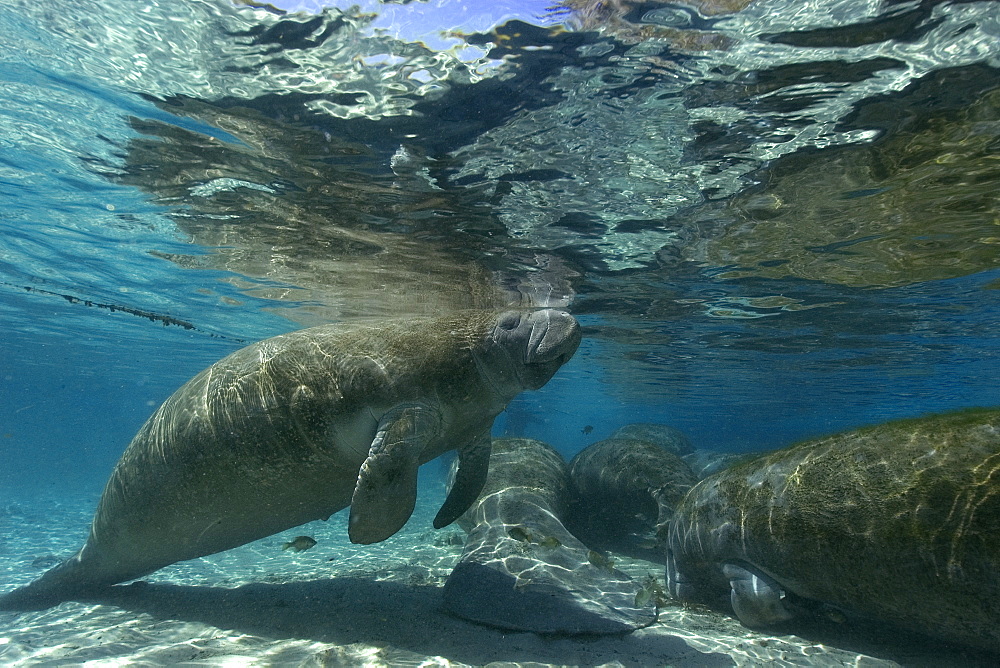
(0, 309, 580, 611)
(443, 437, 657, 634)
(666, 408, 1000, 653)
(566, 437, 698, 563)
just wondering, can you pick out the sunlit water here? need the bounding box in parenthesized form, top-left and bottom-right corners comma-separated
(1, 0, 999, 664)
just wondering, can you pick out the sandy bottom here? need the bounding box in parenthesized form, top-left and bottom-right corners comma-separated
(0, 484, 992, 667)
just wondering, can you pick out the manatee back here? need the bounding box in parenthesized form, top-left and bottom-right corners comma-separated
(669, 409, 1000, 652)
(610, 423, 695, 457)
(566, 437, 696, 561)
(444, 437, 658, 634)
(454, 437, 568, 531)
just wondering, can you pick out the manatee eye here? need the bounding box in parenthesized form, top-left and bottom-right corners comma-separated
(497, 312, 521, 330)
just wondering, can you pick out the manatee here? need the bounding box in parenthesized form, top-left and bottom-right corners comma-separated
(666, 408, 1000, 653)
(610, 423, 695, 457)
(0, 309, 580, 611)
(443, 437, 657, 635)
(681, 449, 764, 479)
(566, 437, 697, 563)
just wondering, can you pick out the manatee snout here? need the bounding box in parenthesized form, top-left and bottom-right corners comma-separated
(524, 309, 581, 364)
(494, 309, 580, 389)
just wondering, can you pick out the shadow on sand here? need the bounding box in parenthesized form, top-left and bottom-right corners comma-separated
(82, 577, 733, 666)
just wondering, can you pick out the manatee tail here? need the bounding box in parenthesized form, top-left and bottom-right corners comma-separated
(0, 553, 110, 611)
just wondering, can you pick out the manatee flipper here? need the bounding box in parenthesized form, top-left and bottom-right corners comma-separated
(723, 563, 795, 627)
(433, 430, 491, 529)
(349, 403, 442, 545)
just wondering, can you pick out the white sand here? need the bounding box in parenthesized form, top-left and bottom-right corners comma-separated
(0, 483, 986, 667)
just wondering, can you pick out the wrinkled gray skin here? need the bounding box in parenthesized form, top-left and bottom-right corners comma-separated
(610, 422, 754, 481)
(681, 449, 764, 480)
(667, 409, 1000, 653)
(610, 423, 695, 458)
(0, 309, 580, 611)
(566, 437, 697, 563)
(443, 438, 657, 635)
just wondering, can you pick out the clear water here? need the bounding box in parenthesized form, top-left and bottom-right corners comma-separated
(1, 0, 998, 664)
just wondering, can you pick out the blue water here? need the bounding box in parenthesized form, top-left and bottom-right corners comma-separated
(1, 0, 999, 662)
(0, 2, 1000, 486)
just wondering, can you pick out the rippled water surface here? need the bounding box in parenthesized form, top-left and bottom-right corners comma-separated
(1, 0, 999, 663)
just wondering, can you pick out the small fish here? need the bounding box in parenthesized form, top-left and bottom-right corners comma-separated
(282, 535, 317, 552)
(639, 574, 669, 608)
(507, 526, 534, 543)
(538, 535, 562, 549)
(637, 537, 659, 550)
(824, 607, 848, 624)
(587, 549, 615, 571)
(582, 425, 594, 435)
(30, 555, 62, 570)
(634, 586, 652, 607)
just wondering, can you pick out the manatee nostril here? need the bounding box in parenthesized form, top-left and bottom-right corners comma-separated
(498, 312, 521, 330)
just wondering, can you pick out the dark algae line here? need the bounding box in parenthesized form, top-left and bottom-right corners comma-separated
(3, 281, 246, 343)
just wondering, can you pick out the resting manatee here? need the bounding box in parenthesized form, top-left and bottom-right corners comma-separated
(666, 408, 1000, 653)
(609, 421, 741, 484)
(566, 437, 697, 563)
(0, 309, 580, 611)
(443, 437, 657, 634)
(610, 423, 695, 458)
(681, 449, 764, 479)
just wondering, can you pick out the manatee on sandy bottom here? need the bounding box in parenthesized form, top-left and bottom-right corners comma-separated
(566, 437, 697, 563)
(610, 422, 760, 481)
(443, 437, 657, 635)
(610, 423, 695, 457)
(666, 408, 1000, 653)
(681, 449, 765, 480)
(0, 309, 580, 611)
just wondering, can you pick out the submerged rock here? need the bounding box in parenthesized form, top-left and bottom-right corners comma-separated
(567, 437, 698, 563)
(443, 437, 657, 635)
(667, 408, 1000, 653)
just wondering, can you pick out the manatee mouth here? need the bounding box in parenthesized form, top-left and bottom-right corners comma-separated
(521, 354, 572, 390)
(537, 350, 574, 369)
(524, 310, 581, 365)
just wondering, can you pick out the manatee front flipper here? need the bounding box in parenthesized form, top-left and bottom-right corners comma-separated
(722, 563, 796, 628)
(433, 430, 491, 530)
(349, 403, 442, 545)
